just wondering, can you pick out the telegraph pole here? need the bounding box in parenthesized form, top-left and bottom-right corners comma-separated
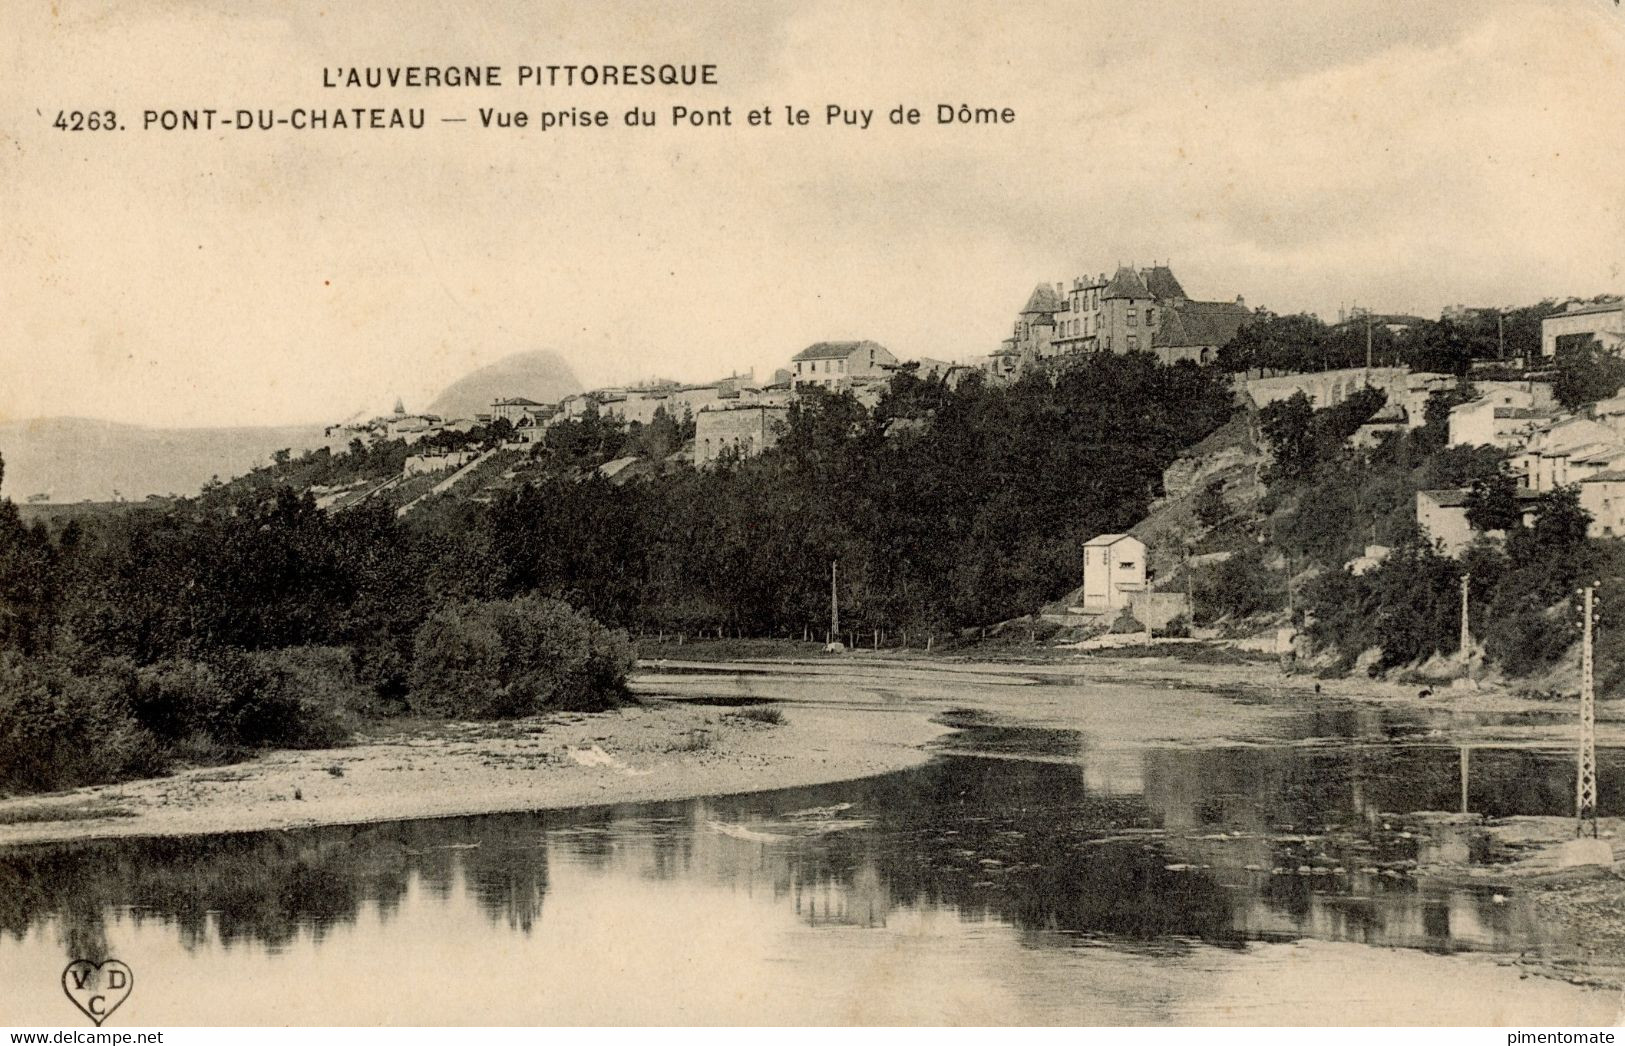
(1579, 584, 1599, 838)
(1365, 313, 1373, 375)
(829, 560, 840, 645)
(1459, 574, 1471, 656)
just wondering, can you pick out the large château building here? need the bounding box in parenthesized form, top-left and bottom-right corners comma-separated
(991, 263, 1252, 379)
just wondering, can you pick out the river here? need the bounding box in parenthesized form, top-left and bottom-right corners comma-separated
(1, 666, 1621, 1025)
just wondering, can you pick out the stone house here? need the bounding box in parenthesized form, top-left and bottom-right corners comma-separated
(1579, 471, 1625, 538)
(695, 403, 789, 465)
(490, 397, 545, 424)
(1415, 489, 1477, 556)
(1447, 380, 1557, 450)
(1541, 300, 1624, 358)
(790, 341, 899, 391)
(1512, 418, 1625, 492)
(1416, 488, 1540, 556)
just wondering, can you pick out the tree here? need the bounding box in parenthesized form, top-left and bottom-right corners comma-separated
(408, 595, 632, 718)
(1191, 546, 1281, 624)
(1552, 338, 1625, 410)
(1399, 319, 1496, 375)
(1195, 480, 1230, 529)
(1259, 393, 1316, 486)
(1217, 312, 1326, 377)
(1464, 469, 1522, 533)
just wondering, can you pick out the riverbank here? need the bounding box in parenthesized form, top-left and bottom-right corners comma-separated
(0, 696, 947, 848)
(3, 648, 1625, 998)
(5, 647, 1614, 851)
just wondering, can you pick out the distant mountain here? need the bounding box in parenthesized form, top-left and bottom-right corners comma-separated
(0, 418, 339, 504)
(427, 350, 584, 420)
(0, 353, 585, 504)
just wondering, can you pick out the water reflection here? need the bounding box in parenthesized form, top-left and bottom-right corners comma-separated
(0, 741, 1612, 1024)
(0, 816, 550, 959)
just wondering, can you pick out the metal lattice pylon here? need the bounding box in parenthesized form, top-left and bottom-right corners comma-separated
(1579, 586, 1599, 838)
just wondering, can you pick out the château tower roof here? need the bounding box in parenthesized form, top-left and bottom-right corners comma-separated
(1141, 265, 1187, 301)
(1020, 283, 1064, 315)
(1101, 266, 1151, 301)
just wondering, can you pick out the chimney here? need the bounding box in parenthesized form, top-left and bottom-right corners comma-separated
(1236, 295, 1246, 309)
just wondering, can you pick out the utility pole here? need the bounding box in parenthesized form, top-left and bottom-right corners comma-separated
(1460, 745, 1470, 815)
(1365, 313, 1373, 375)
(1579, 584, 1599, 838)
(830, 560, 840, 645)
(1459, 573, 1471, 656)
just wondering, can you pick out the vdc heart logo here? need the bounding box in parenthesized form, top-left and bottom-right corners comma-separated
(61, 959, 133, 1026)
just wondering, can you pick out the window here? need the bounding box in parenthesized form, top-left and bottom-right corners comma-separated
(1118, 560, 1135, 570)
(1127, 335, 1138, 351)
(1146, 308, 1155, 325)
(1127, 311, 1138, 327)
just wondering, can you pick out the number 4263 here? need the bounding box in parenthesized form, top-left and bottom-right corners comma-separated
(54, 110, 118, 131)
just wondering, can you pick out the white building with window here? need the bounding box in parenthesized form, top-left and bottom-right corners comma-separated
(1081, 533, 1147, 614)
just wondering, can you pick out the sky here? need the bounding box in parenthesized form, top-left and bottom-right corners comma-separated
(3, 0, 1624, 428)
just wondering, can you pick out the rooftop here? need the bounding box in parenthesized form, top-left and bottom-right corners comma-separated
(1141, 265, 1187, 300)
(1554, 300, 1624, 319)
(1020, 283, 1064, 315)
(792, 339, 889, 362)
(1101, 266, 1151, 301)
(1419, 488, 1472, 508)
(1153, 299, 1251, 349)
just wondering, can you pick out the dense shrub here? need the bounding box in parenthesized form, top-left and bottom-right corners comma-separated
(0, 655, 165, 793)
(0, 644, 355, 795)
(408, 596, 632, 718)
(1192, 547, 1282, 625)
(138, 651, 349, 751)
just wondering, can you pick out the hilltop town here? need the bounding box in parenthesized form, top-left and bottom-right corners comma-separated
(299, 267, 1625, 651)
(6, 260, 1625, 804)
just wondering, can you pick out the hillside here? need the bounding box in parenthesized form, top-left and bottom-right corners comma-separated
(0, 418, 338, 503)
(1044, 411, 1268, 614)
(426, 350, 584, 420)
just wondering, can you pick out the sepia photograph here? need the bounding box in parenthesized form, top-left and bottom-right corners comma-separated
(3, 0, 1625, 1032)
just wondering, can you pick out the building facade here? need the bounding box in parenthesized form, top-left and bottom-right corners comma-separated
(1003, 264, 1249, 378)
(1541, 301, 1624, 357)
(790, 341, 899, 390)
(1448, 382, 1560, 451)
(1081, 533, 1148, 614)
(490, 397, 545, 423)
(989, 284, 1064, 379)
(1415, 489, 1477, 556)
(695, 403, 790, 465)
(1580, 471, 1625, 538)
